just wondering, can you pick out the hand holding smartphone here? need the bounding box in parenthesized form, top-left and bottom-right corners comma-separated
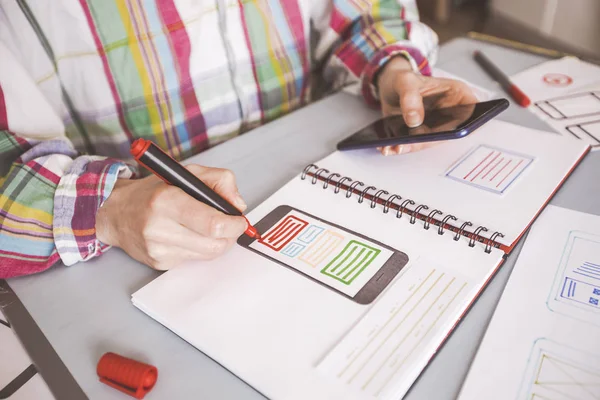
(337, 99, 509, 151)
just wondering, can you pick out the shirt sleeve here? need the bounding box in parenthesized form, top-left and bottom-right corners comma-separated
(313, 0, 439, 105)
(0, 42, 134, 279)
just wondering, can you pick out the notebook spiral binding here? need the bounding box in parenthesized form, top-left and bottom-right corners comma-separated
(301, 164, 505, 254)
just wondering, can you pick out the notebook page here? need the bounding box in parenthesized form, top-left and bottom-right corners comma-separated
(458, 205, 600, 400)
(132, 174, 503, 400)
(317, 120, 588, 247)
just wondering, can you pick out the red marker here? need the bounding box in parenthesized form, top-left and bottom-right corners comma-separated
(474, 50, 531, 107)
(130, 138, 261, 240)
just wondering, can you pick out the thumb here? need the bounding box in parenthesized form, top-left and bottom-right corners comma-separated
(187, 165, 248, 212)
(393, 72, 425, 128)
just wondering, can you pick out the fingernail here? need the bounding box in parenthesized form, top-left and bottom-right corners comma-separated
(405, 111, 421, 128)
(383, 147, 390, 156)
(399, 144, 412, 154)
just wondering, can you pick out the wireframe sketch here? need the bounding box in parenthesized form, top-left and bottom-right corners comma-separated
(566, 119, 600, 147)
(239, 206, 409, 304)
(535, 91, 600, 120)
(518, 338, 600, 400)
(445, 145, 534, 194)
(547, 231, 600, 326)
(317, 261, 470, 400)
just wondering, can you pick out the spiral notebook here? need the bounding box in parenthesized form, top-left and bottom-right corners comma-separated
(132, 120, 589, 400)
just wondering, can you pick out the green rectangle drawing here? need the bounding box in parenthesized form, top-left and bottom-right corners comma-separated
(321, 240, 381, 285)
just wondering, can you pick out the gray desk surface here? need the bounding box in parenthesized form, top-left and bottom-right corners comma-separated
(6, 37, 600, 399)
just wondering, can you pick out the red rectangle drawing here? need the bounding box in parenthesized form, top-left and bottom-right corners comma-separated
(445, 145, 534, 194)
(259, 215, 309, 251)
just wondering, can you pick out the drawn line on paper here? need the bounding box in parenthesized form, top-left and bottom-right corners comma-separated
(470, 152, 501, 182)
(259, 215, 308, 251)
(482, 157, 504, 180)
(524, 343, 600, 400)
(321, 241, 381, 285)
(337, 269, 437, 379)
(299, 231, 343, 267)
(281, 242, 306, 257)
(489, 158, 510, 181)
(548, 231, 600, 325)
(535, 91, 600, 120)
(496, 159, 524, 188)
(463, 150, 493, 180)
(565, 119, 600, 147)
(374, 282, 468, 396)
(297, 225, 325, 244)
(345, 272, 443, 384)
(445, 145, 534, 194)
(361, 276, 456, 391)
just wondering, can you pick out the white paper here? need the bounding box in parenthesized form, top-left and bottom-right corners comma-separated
(458, 205, 600, 400)
(511, 57, 600, 150)
(317, 258, 473, 399)
(133, 171, 504, 400)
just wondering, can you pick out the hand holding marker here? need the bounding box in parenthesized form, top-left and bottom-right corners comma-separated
(130, 139, 261, 240)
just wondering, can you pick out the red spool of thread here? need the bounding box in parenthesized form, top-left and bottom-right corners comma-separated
(97, 352, 158, 399)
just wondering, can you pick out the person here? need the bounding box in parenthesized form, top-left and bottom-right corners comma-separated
(0, 1, 476, 278)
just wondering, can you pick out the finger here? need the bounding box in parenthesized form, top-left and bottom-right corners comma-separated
(379, 146, 391, 156)
(161, 188, 248, 238)
(144, 217, 237, 254)
(187, 165, 247, 212)
(393, 73, 425, 127)
(424, 79, 478, 109)
(183, 207, 248, 239)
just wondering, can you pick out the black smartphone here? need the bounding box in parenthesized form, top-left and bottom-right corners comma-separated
(337, 99, 509, 151)
(237, 205, 409, 305)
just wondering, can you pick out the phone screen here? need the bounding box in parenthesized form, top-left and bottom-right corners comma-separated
(248, 209, 394, 297)
(337, 99, 508, 150)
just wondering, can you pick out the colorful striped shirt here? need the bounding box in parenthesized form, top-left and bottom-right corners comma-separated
(0, 0, 437, 278)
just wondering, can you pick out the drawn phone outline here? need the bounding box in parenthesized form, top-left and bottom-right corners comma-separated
(535, 91, 600, 120)
(547, 230, 600, 327)
(238, 205, 410, 305)
(444, 144, 535, 195)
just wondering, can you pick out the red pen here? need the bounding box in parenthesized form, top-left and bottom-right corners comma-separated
(130, 138, 261, 240)
(473, 50, 531, 107)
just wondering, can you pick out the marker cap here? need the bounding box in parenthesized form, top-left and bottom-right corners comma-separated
(97, 352, 158, 399)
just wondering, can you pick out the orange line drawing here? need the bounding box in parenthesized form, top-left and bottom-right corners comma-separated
(299, 230, 343, 267)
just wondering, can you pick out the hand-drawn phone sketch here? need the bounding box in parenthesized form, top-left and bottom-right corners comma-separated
(238, 205, 409, 304)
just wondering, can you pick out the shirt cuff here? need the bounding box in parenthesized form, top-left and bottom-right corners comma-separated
(361, 44, 432, 107)
(53, 157, 134, 266)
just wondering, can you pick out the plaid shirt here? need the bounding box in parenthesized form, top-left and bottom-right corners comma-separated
(0, 0, 437, 278)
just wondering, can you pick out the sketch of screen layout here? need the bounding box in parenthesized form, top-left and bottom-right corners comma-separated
(518, 338, 600, 400)
(535, 91, 600, 120)
(547, 231, 600, 326)
(566, 119, 600, 147)
(244, 206, 409, 304)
